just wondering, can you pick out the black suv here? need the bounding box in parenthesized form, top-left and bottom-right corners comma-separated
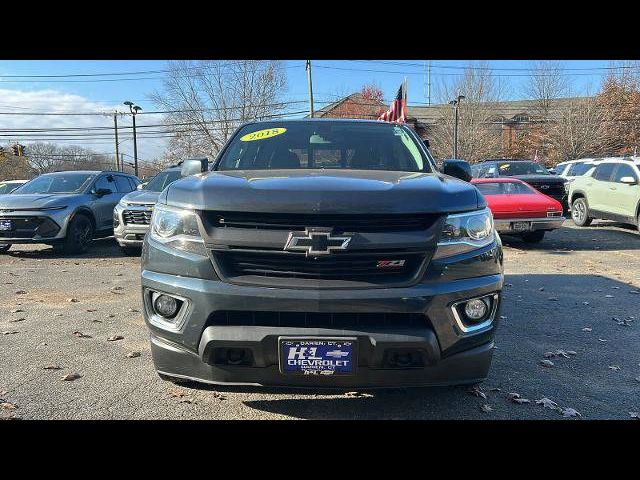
(141, 119, 504, 388)
(472, 159, 568, 210)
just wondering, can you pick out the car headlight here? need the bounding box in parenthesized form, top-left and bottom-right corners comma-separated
(433, 207, 495, 259)
(149, 204, 206, 255)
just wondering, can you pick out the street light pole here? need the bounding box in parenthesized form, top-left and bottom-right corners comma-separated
(449, 95, 465, 159)
(306, 60, 314, 118)
(124, 101, 142, 177)
(113, 113, 120, 172)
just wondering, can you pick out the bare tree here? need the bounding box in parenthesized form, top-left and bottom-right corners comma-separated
(429, 62, 505, 162)
(523, 61, 571, 117)
(150, 60, 287, 164)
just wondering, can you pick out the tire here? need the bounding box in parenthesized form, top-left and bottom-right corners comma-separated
(62, 214, 94, 254)
(120, 246, 142, 256)
(571, 197, 592, 227)
(521, 231, 545, 243)
(0, 243, 11, 254)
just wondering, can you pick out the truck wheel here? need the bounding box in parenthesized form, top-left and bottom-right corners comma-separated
(120, 246, 142, 256)
(571, 198, 592, 227)
(521, 231, 545, 243)
(0, 243, 11, 254)
(63, 214, 94, 254)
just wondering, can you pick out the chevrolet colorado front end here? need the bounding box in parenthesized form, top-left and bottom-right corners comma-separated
(141, 119, 503, 388)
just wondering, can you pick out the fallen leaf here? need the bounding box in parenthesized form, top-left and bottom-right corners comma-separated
(14, 290, 27, 295)
(535, 397, 560, 409)
(126, 351, 141, 358)
(72, 331, 91, 338)
(9, 309, 24, 313)
(562, 407, 582, 418)
(508, 392, 531, 404)
(1, 330, 18, 335)
(608, 365, 621, 371)
(128, 308, 139, 313)
(605, 295, 614, 298)
(488, 387, 501, 392)
(61, 373, 81, 381)
(598, 338, 608, 342)
(43, 364, 62, 370)
(582, 327, 592, 332)
(86, 308, 97, 312)
(630, 412, 640, 420)
(629, 290, 640, 295)
(582, 301, 590, 305)
(168, 389, 188, 398)
(538, 287, 545, 291)
(543, 352, 556, 358)
(566, 351, 577, 356)
(547, 297, 559, 301)
(635, 376, 640, 383)
(107, 335, 124, 341)
(1, 402, 18, 410)
(8, 318, 25, 323)
(467, 385, 487, 399)
(480, 404, 493, 413)
(555, 350, 570, 358)
(540, 359, 555, 368)
(67, 298, 79, 303)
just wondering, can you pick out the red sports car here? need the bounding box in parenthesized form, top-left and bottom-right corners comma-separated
(472, 178, 565, 243)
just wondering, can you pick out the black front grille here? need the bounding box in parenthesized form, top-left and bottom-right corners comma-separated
(215, 251, 425, 282)
(205, 212, 439, 233)
(0, 217, 59, 238)
(528, 183, 565, 199)
(123, 210, 152, 225)
(208, 310, 427, 329)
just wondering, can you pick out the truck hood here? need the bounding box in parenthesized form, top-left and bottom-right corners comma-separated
(120, 189, 160, 205)
(164, 169, 483, 214)
(0, 193, 81, 210)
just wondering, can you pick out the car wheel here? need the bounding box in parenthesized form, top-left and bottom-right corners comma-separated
(521, 231, 545, 243)
(120, 246, 142, 256)
(63, 214, 94, 254)
(0, 243, 11, 254)
(571, 198, 592, 227)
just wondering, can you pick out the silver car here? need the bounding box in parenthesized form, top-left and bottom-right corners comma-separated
(113, 166, 182, 255)
(0, 170, 139, 254)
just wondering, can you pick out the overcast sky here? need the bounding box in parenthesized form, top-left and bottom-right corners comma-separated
(0, 60, 614, 163)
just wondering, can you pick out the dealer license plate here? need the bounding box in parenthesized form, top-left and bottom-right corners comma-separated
(0, 219, 12, 231)
(279, 338, 356, 376)
(511, 221, 531, 232)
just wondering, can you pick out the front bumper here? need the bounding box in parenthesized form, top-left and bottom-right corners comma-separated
(0, 212, 67, 244)
(114, 204, 151, 246)
(494, 217, 565, 233)
(142, 267, 503, 388)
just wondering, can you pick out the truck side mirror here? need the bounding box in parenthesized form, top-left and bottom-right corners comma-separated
(181, 157, 209, 177)
(441, 159, 472, 182)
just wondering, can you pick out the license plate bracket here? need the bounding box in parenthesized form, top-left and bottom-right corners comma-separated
(279, 337, 357, 376)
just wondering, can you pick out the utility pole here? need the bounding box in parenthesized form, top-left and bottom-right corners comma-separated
(113, 113, 120, 172)
(124, 101, 141, 177)
(449, 95, 465, 159)
(427, 61, 432, 106)
(306, 60, 314, 118)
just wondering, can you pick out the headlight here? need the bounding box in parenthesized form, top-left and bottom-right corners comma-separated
(149, 204, 206, 254)
(433, 207, 495, 259)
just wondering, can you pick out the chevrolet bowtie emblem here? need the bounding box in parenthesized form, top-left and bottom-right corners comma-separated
(284, 228, 351, 256)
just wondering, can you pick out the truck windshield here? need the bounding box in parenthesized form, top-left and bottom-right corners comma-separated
(145, 170, 182, 192)
(496, 162, 549, 176)
(14, 173, 95, 194)
(217, 121, 432, 172)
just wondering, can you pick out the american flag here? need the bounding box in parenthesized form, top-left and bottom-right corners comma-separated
(378, 79, 408, 123)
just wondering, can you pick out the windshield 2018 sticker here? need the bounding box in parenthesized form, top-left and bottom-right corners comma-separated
(240, 128, 287, 142)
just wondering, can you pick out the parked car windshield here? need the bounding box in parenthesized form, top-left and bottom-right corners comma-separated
(0, 182, 21, 194)
(14, 173, 95, 195)
(217, 121, 431, 172)
(495, 161, 549, 176)
(476, 182, 536, 195)
(144, 170, 182, 192)
(571, 163, 596, 176)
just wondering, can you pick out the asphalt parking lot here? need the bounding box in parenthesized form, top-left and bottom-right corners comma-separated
(2, 220, 640, 420)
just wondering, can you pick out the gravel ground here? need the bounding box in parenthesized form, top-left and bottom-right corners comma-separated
(1, 220, 639, 420)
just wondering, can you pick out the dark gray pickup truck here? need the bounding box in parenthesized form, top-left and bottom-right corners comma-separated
(141, 119, 504, 388)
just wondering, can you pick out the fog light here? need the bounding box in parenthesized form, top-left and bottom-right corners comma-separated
(464, 298, 489, 321)
(154, 294, 178, 319)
